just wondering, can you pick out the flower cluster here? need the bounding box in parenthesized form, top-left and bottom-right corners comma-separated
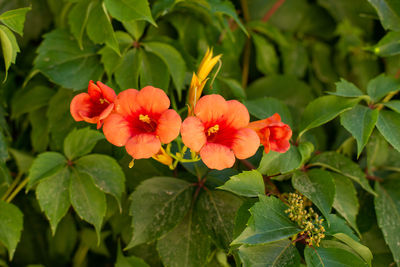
(69, 49, 292, 170)
(285, 192, 326, 247)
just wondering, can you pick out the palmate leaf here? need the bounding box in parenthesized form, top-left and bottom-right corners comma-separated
(218, 170, 265, 197)
(0, 201, 23, 260)
(0, 7, 31, 36)
(305, 244, 368, 267)
(104, 0, 155, 25)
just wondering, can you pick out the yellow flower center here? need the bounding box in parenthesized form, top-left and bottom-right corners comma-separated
(99, 98, 110, 104)
(207, 124, 219, 136)
(139, 114, 151, 124)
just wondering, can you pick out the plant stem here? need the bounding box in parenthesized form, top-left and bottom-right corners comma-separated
(1, 173, 22, 201)
(376, 90, 398, 111)
(5, 177, 29, 203)
(262, 0, 286, 22)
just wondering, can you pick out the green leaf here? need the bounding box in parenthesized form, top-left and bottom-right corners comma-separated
(122, 20, 146, 40)
(63, 128, 104, 160)
(36, 167, 71, 235)
(75, 154, 125, 208)
(127, 177, 193, 248)
(238, 239, 301, 267)
(143, 42, 186, 100)
(299, 95, 359, 138)
(217, 77, 246, 100)
(384, 100, 400, 113)
(115, 48, 141, 89)
(258, 146, 301, 176)
(252, 33, 278, 75)
(374, 180, 400, 266)
(86, 2, 119, 55)
(340, 105, 379, 157)
(310, 152, 375, 195)
(330, 78, 364, 98)
(116, 243, 150, 267)
(0, 201, 23, 260)
(11, 86, 55, 118)
(157, 210, 211, 267)
(244, 97, 293, 128)
(139, 50, 170, 90)
(208, 0, 248, 35)
(218, 170, 265, 197)
(29, 108, 49, 152)
(70, 170, 106, 240)
(232, 195, 301, 245)
(34, 29, 103, 90)
(304, 245, 368, 267)
(104, 0, 156, 25)
(323, 214, 359, 242)
(311, 42, 338, 83)
(373, 31, 400, 57)
(292, 169, 335, 220)
(367, 0, 400, 31)
(8, 149, 34, 174)
(0, 132, 7, 162)
(0, 25, 19, 79)
(376, 110, 400, 153)
(68, 0, 93, 49)
(334, 233, 373, 266)
(27, 152, 66, 190)
(366, 131, 389, 168)
(367, 74, 400, 102)
(281, 40, 308, 78)
(332, 173, 360, 235)
(0, 7, 31, 36)
(196, 190, 242, 249)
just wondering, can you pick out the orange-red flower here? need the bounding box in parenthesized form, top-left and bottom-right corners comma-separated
(181, 95, 260, 170)
(248, 113, 292, 154)
(70, 80, 116, 129)
(102, 86, 181, 160)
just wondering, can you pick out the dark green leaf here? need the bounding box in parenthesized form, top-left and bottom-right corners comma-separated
(232, 195, 301, 245)
(367, 0, 400, 31)
(70, 170, 106, 239)
(330, 78, 364, 98)
(304, 245, 368, 267)
(217, 77, 246, 100)
(63, 128, 104, 160)
(68, 0, 93, 49)
(0, 131, 7, 162)
(332, 173, 359, 234)
(209, 0, 248, 35)
(258, 146, 301, 176)
(196, 190, 242, 249)
(384, 100, 400, 113)
(8, 149, 34, 174)
(367, 131, 389, 168)
(86, 2, 119, 55)
(143, 42, 186, 100)
(373, 31, 400, 57)
(29, 108, 49, 152)
(292, 169, 335, 220)
(238, 239, 301, 267)
(116, 243, 150, 267)
(115, 48, 141, 90)
(11, 86, 55, 118)
(252, 33, 278, 75)
(218, 170, 264, 197)
(367, 74, 400, 102)
(140, 50, 170, 90)
(34, 29, 103, 90)
(75, 154, 125, 207)
(36, 167, 71, 235)
(0, 7, 31, 36)
(311, 42, 338, 83)
(374, 180, 400, 266)
(299, 95, 359, 138)
(281, 40, 308, 78)
(127, 177, 193, 248)
(340, 104, 379, 157)
(244, 97, 293, 128)
(323, 214, 359, 242)
(376, 110, 400, 153)
(104, 0, 155, 25)
(27, 152, 66, 190)
(310, 152, 375, 195)
(0, 201, 23, 260)
(157, 210, 211, 267)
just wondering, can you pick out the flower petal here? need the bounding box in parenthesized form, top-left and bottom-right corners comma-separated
(156, 109, 182, 144)
(88, 80, 102, 100)
(103, 113, 132, 146)
(270, 139, 290, 153)
(97, 81, 116, 102)
(97, 103, 115, 129)
(137, 86, 170, 115)
(194, 94, 228, 123)
(200, 143, 235, 170)
(125, 134, 161, 159)
(224, 100, 250, 129)
(232, 128, 260, 159)
(70, 93, 92, 122)
(181, 116, 206, 152)
(115, 89, 140, 116)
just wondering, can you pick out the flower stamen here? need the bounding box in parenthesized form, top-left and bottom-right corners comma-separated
(207, 124, 219, 136)
(139, 114, 151, 124)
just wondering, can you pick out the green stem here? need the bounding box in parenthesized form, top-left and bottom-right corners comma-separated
(1, 173, 22, 201)
(5, 177, 29, 203)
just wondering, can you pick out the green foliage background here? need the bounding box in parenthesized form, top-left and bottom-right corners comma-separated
(1, 0, 400, 266)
